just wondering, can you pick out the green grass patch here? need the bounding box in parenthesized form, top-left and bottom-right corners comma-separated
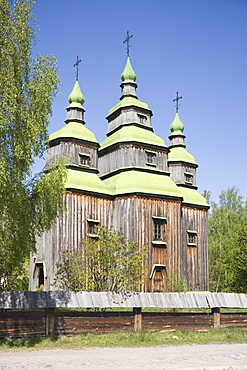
(0, 328, 246, 349)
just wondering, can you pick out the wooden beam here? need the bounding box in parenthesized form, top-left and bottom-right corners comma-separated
(45, 308, 55, 336)
(212, 307, 220, 328)
(133, 307, 142, 332)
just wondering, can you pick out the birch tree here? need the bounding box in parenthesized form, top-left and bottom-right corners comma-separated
(0, 0, 66, 290)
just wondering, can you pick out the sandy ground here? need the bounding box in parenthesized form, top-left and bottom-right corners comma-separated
(0, 343, 247, 370)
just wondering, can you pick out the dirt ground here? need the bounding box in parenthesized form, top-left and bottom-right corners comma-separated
(0, 343, 247, 370)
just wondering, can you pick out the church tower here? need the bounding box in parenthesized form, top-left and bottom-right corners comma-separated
(168, 109, 209, 290)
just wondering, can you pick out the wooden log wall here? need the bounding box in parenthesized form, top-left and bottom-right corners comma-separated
(107, 107, 152, 133)
(168, 163, 197, 186)
(31, 190, 208, 293)
(47, 140, 99, 169)
(180, 206, 208, 291)
(32, 189, 209, 293)
(1, 310, 246, 338)
(98, 144, 168, 177)
(30, 192, 113, 291)
(111, 196, 181, 292)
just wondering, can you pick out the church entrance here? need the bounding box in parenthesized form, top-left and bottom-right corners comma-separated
(150, 264, 166, 292)
(33, 262, 45, 290)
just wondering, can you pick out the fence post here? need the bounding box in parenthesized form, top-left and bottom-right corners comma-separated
(133, 307, 142, 332)
(212, 307, 220, 328)
(45, 308, 55, 336)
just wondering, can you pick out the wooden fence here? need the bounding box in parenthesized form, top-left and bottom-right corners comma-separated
(0, 291, 247, 337)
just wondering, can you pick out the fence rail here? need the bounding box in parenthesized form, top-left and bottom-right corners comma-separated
(1, 291, 247, 310)
(0, 292, 247, 337)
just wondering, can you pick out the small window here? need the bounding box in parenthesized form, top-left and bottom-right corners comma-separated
(146, 151, 156, 166)
(154, 222, 161, 240)
(147, 153, 154, 163)
(152, 217, 167, 241)
(87, 219, 100, 237)
(187, 230, 197, 246)
(79, 153, 90, 166)
(138, 114, 147, 124)
(184, 172, 193, 183)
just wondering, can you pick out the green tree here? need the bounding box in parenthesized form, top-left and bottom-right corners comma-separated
(0, 0, 66, 290)
(54, 226, 147, 292)
(233, 218, 247, 293)
(208, 187, 247, 292)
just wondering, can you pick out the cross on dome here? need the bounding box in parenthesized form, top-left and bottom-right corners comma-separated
(173, 92, 182, 113)
(123, 31, 133, 57)
(73, 56, 81, 81)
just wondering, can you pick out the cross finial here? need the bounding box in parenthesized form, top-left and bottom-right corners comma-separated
(73, 56, 81, 81)
(173, 92, 182, 113)
(123, 31, 133, 57)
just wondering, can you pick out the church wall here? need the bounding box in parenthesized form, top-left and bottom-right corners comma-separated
(47, 141, 98, 169)
(180, 206, 208, 291)
(108, 107, 151, 132)
(110, 195, 181, 292)
(98, 145, 168, 176)
(168, 163, 197, 186)
(30, 191, 113, 291)
(30, 190, 208, 293)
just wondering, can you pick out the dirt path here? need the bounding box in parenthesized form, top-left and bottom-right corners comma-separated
(0, 343, 247, 369)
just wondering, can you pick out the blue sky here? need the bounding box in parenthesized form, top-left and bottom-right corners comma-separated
(33, 0, 247, 202)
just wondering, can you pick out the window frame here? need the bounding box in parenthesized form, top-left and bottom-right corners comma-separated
(87, 219, 100, 237)
(152, 216, 167, 242)
(79, 152, 90, 166)
(145, 150, 156, 166)
(187, 230, 197, 246)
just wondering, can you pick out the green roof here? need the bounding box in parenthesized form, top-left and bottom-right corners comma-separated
(107, 96, 150, 117)
(67, 80, 85, 108)
(100, 125, 167, 150)
(66, 168, 113, 195)
(178, 187, 209, 207)
(49, 122, 98, 144)
(102, 170, 182, 198)
(170, 113, 184, 135)
(121, 57, 137, 82)
(168, 146, 197, 165)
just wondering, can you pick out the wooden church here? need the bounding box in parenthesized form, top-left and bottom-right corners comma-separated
(29, 55, 209, 292)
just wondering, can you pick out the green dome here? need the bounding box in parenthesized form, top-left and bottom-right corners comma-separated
(170, 113, 184, 135)
(121, 57, 137, 82)
(168, 146, 197, 165)
(68, 80, 85, 107)
(49, 122, 98, 144)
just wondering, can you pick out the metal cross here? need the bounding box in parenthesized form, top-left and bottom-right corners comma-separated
(173, 92, 182, 113)
(123, 31, 133, 57)
(73, 56, 81, 80)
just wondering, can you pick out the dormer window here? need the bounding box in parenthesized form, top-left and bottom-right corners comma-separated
(147, 153, 154, 163)
(184, 172, 193, 184)
(146, 150, 156, 166)
(138, 114, 147, 124)
(79, 152, 90, 166)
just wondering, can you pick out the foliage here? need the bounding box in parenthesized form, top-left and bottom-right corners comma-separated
(0, 328, 247, 349)
(54, 226, 147, 292)
(164, 264, 187, 292)
(0, 0, 66, 290)
(207, 187, 247, 292)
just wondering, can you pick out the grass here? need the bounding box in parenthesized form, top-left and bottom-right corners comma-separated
(0, 328, 247, 350)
